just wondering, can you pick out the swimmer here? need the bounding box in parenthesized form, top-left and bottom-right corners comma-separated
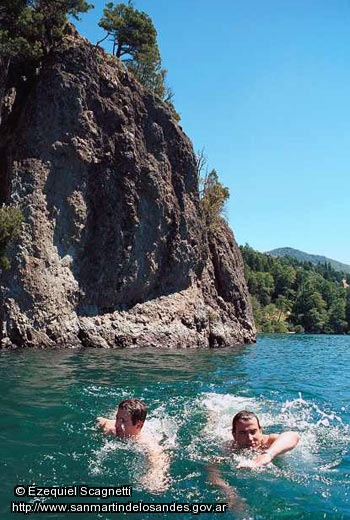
(208, 409, 300, 510)
(97, 398, 147, 439)
(231, 410, 300, 469)
(97, 398, 169, 492)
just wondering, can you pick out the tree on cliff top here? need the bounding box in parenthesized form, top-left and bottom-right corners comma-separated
(97, 2, 179, 118)
(0, 0, 92, 122)
(98, 1, 157, 58)
(0, 0, 93, 64)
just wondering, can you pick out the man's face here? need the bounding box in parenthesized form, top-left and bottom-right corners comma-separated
(115, 408, 142, 438)
(233, 417, 263, 449)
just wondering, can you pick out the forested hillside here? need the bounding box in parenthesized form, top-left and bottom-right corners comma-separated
(241, 245, 350, 334)
(268, 247, 350, 274)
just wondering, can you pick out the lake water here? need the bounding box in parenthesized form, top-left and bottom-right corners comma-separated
(1, 334, 349, 519)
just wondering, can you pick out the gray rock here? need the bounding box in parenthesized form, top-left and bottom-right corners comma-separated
(0, 31, 255, 348)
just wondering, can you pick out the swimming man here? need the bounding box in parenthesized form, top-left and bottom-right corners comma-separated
(208, 409, 300, 510)
(97, 398, 169, 491)
(231, 410, 300, 468)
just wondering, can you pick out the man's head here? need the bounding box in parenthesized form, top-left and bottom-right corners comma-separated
(232, 410, 263, 449)
(115, 399, 147, 438)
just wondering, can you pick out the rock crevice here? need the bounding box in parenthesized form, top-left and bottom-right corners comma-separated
(0, 32, 255, 348)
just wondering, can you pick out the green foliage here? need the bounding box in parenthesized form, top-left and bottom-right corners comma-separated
(98, 1, 156, 58)
(0, 205, 22, 270)
(0, 1, 38, 67)
(98, 2, 179, 117)
(291, 283, 328, 333)
(196, 151, 230, 232)
(200, 169, 229, 231)
(271, 262, 296, 297)
(269, 247, 350, 275)
(126, 44, 165, 97)
(250, 297, 289, 333)
(0, 0, 93, 130)
(0, 0, 93, 65)
(327, 299, 347, 334)
(241, 244, 350, 334)
(248, 271, 274, 305)
(346, 291, 350, 329)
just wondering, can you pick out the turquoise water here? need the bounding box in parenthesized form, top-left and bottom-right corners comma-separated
(1, 335, 349, 519)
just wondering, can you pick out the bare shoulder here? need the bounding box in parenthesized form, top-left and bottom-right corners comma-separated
(264, 431, 300, 449)
(264, 433, 280, 448)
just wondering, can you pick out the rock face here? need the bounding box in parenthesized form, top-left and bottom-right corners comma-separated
(0, 30, 255, 348)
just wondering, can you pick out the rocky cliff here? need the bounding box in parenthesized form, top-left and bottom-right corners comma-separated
(0, 29, 255, 348)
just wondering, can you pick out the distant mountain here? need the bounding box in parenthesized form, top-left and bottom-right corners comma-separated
(267, 247, 350, 274)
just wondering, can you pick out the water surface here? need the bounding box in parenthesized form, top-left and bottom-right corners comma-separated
(1, 335, 349, 519)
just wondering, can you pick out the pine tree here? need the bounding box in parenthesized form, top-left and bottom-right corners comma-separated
(0, 0, 92, 62)
(97, 2, 178, 117)
(98, 1, 156, 58)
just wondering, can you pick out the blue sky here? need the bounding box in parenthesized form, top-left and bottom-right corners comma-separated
(75, 1, 350, 264)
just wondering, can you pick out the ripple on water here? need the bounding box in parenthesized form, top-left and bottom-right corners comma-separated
(1, 337, 350, 519)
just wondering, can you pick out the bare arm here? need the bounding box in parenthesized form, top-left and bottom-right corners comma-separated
(265, 431, 300, 458)
(255, 431, 300, 465)
(96, 416, 116, 436)
(139, 436, 170, 493)
(238, 431, 300, 468)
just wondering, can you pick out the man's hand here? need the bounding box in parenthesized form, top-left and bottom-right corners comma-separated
(236, 431, 300, 469)
(251, 452, 273, 466)
(96, 417, 106, 427)
(96, 417, 115, 435)
(236, 452, 272, 469)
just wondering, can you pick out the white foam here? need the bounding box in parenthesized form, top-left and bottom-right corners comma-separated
(183, 391, 350, 480)
(88, 390, 349, 500)
(88, 405, 179, 480)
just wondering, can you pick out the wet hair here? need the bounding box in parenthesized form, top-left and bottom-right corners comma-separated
(232, 410, 261, 434)
(118, 399, 147, 425)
